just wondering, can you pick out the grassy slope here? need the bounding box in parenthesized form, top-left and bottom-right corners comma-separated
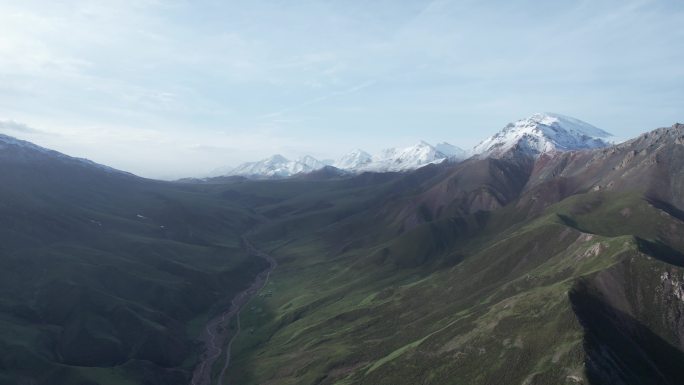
(227, 186, 684, 385)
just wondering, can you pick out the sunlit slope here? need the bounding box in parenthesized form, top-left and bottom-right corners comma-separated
(227, 125, 684, 385)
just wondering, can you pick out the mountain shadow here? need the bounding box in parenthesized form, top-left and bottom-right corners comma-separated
(635, 237, 684, 268)
(570, 279, 684, 385)
(645, 197, 684, 224)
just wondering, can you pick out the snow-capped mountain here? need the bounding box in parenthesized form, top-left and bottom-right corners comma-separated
(222, 154, 328, 178)
(214, 113, 612, 178)
(472, 113, 613, 158)
(434, 142, 467, 160)
(360, 141, 450, 172)
(334, 149, 372, 170)
(289, 155, 328, 174)
(218, 141, 456, 178)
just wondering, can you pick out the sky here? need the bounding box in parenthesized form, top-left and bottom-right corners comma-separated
(0, 0, 682, 179)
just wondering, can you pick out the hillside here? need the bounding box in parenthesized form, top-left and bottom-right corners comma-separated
(0, 136, 268, 385)
(221, 124, 684, 385)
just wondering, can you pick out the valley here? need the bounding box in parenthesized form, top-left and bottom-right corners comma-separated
(1, 1, 680, 384)
(191, 236, 276, 385)
(0, 122, 683, 385)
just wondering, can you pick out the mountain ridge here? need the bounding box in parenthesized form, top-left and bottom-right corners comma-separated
(214, 113, 613, 179)
(0, 133, 133, 176)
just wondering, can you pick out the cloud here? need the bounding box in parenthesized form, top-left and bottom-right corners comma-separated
(0, 119, 45, 134)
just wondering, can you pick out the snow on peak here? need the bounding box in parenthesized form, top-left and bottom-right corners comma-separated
(360, 141, 450, 172)
(472, 112, 612, 158)
(223, 154, 328, 178)
(290, 155, 328, 174)
(221, 140, 462, 178)
(212, 113, 613, 178)
(334, 149, 372, 170)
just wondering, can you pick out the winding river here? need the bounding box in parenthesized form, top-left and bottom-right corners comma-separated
(190, 236, 277, 385)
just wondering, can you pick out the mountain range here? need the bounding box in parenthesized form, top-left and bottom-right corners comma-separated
(0, 116, 683, 385)
(215, 112, 613, 178)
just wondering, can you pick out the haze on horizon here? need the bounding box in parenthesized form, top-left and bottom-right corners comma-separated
(0, 0, 682, 179)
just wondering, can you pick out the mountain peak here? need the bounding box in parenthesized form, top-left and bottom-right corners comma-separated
(334, 149, 373, 170)
(473, 113, 612, 158)
(210, 113, 616, 178)
(222, 153, 328, 178)
(364, 141, 449, 172)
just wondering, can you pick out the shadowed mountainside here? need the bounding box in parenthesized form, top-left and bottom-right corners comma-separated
(0, 141, 269, 385)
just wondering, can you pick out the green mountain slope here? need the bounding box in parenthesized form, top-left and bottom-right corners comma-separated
(225, 125, 684, 385)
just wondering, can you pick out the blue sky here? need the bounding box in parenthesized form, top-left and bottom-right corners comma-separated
(0, 0, 682, 178)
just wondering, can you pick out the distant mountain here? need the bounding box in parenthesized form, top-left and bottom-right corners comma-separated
(473, 112, 613, 158)
(211, 113, 610, 179)
(221, 142, 459, 178)
(218, 154, 328, 178)
(334, 149, 372, 170)
(334, 142, 465, 173)
(290, 155, 328, 174)
(361, 141, 451, 172)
